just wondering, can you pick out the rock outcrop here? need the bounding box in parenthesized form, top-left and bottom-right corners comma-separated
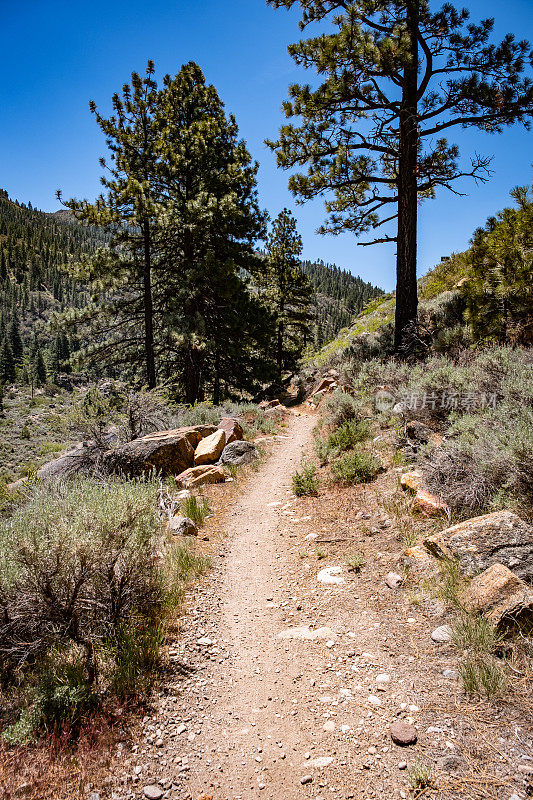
(463, 563, 533, 630)
(220, 440, 259, 466)
(217, 417, 244, 444)
(194, 429, 226, 466)
(103, 425, 216, 477)
(168, 516, 198, 537)
(175, 465, 226, 489)
(424, 511, 533, 584)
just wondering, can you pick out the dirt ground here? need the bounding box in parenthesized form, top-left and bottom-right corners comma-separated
(3, 408, 531, 800)
(102, 408, 532, 800)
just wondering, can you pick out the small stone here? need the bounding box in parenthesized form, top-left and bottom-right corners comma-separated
(308, 756, 333, 768)
(390, 721, 418, 746)
(300, 775, 313, 785)
(376, 673, 390, 684)
(317, 566, 345, 585)
(367, 695, 382, 706)
(143, 786, 164, 800)
(443, 669, 459, 679)
(431, 625, 452, 643)
(385, 572, 404, 589)
(323, 720, 336, 732)
(398, 762, 407, 770)
(168, 515, 198, 537)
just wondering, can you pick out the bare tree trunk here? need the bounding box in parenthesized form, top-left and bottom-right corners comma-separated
(142, 220, 156, 388)
(277, 296, 285, 381)
(395, 0, 419, 353)
(185, 344, 202, 405)
(213, 350, 221, 406)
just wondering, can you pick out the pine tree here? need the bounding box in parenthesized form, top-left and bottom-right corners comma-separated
(154, 62, 272, 403)
(58, 61, 161, 387)
(267, 0, 533, 351)
(0, 338, 15, 384)
(8, 309, 23, 366)
(464, 184, 533, 343)
(29, 334, 47, 385)
(264, 209, 314, 379)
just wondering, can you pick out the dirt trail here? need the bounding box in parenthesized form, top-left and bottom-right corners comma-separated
(184, 410, 317, 798)
(114, 409, 531, 800)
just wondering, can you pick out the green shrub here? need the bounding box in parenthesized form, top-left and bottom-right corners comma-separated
(408, 761, 434, 791)
(323, 390, 364, 428)
(180, 495, 211, 525)
(345, 552, 366, 573)
(314, 435, 330, 465)
(425, 401, 533, 516)
(331, 450, 382, 484)
(292, 462, 319, 496)
(327, 418, 371, 454)
(109, 621, 165, 699)
(0, 478, 212, 741)
(451, 614, 503, 653)
(20, 425, 31, 440)
(459, 657, 507, 697)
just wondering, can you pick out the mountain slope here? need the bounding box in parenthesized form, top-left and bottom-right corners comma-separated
(0, 191, 383, 381)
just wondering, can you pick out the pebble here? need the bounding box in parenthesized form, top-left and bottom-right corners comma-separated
(143, 786, 163, 800)
(376, 674, 390, 685)
(443, 669, 459, 679)
(367, 695, 382, 706)
(385, 572, 404, 589)
(323, 720, 336, 732)
(390, 721, 418, 746)
(431, 625, 452, 643)
(300, 775, 313, 785)
(308, 756, 333, 768)
(317, 566, 345, 585)
(398, 761, 407, 770)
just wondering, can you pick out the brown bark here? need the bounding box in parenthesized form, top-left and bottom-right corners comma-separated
(395, 0, 419, 352)
(142, 219, 156, 388)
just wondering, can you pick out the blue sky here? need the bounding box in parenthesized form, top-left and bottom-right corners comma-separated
(1, 0, 532, 291)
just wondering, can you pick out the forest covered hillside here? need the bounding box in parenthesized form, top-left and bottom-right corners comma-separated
(0, 189, 382, 388)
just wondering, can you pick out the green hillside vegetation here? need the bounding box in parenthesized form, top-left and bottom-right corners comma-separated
(0, 186, 381, 394)
(0, 190, 106, 385)
(310, 185, 533, 521)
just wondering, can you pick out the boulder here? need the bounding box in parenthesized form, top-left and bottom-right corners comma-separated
(412, 489, 448, 517)
(463, 563, 533, 630)
(168, 515, 198, 537)
(103, 425, 216, 477)
(312, 376, 338, 396)
(194, 429, 226, 466)
(220, 440, 259, 466)
(424, 511, 533, 584)
(400, 470, 422, 492)
(37, 441, 105, 480)
(175, 465, 225, 489)
(217, 417, 244, 444)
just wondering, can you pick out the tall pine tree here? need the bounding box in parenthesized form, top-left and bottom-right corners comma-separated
(264, 209, 314, 379)
(58, 61, 161, 387)
(154, 62, 273, 402)
(267, 0, 533, 351)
